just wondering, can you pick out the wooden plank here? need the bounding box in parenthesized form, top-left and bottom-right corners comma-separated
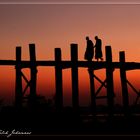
(71, 44, 79, 110)
(0, 60, 16, 65)
(15, 47, 22, 108)
(55, 48, 63, 110)
(29, 44, 37, 105)
(105, 46, 114, 117)
(88, 68, 96, 116)
(119, 51, 129, 116)
(1, 60, 140, 71)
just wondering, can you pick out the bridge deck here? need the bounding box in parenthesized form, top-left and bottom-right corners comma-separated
(0, 60, 140, 70)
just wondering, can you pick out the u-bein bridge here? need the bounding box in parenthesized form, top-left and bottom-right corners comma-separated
(1, 43, 140, 117)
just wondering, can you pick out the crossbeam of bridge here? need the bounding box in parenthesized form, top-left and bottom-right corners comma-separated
(0, 60, 140, 71)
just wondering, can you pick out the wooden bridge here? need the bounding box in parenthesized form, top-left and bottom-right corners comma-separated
(1, 43, 140, 117)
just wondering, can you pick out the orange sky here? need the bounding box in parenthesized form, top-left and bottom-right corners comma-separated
(0, 3, 140, 106)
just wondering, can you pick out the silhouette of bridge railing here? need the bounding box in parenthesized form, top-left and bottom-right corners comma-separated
(0, 43, 140, 117)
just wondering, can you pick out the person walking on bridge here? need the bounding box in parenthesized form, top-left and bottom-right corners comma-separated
(84, 36, 94, 61)
(94, 36, 103, 62)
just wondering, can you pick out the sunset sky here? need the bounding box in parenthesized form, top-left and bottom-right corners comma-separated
(0, 0, 140, 106)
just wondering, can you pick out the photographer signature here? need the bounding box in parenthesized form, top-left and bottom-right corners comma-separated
(0, 129, 31, 138)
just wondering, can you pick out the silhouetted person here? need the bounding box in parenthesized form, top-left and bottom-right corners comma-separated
(94, 36, 103, 61)
(84, 36, 94, 61)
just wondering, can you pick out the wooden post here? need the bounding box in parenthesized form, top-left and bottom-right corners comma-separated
(15, 47, 22, 108)
(55, 48, 63, 110)
(71, 44, 79, 110)
(119, 51, 129, 116)
(29, 44, 37, 105)
(88, 67, 96, 116)
(105, 46, 114, 117)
